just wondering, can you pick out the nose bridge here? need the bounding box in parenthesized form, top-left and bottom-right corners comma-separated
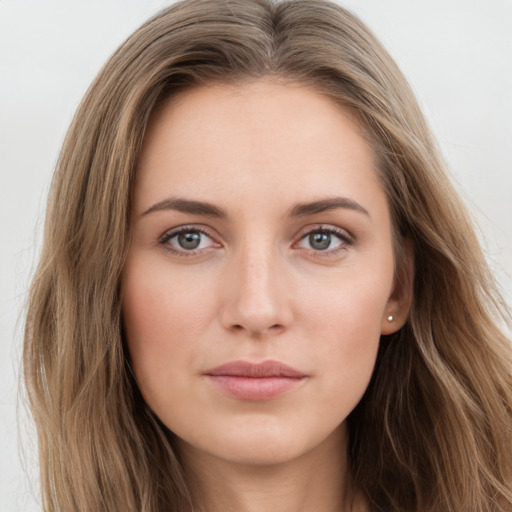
(221, 232, 292, 335)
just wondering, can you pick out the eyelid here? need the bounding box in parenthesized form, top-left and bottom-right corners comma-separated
(294, 224, 353, 243)
(159, 225, 221, 256)
(157, 223, 354, 259)
(293, 224, 354, 257)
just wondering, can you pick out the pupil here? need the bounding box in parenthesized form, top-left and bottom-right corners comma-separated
(178, 232, 201, 250)
(310, 232, 330, 250)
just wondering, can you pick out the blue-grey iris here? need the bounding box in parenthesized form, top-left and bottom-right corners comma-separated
(178, 232, 201, 250)
(310, 232, 331, 250)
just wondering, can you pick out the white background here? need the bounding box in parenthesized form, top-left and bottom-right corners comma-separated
(1, 1, 511, 510)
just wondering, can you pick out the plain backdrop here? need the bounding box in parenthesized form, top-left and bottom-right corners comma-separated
(1, 1, 511, 510)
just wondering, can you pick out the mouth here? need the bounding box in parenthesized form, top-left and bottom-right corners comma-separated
(203, 360, 308, 401)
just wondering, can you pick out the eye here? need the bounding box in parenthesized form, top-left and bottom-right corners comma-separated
(159, 226, 220, 256)
(296, 227, 353, 255)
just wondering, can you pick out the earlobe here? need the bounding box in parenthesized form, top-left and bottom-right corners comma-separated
(381, 239, 414, 335)
(381, 311, 404, 335)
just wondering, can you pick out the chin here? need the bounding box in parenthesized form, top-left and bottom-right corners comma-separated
(174, 415, 346, 468)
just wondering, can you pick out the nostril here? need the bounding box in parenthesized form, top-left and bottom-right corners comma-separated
(229, 323, 284, 335)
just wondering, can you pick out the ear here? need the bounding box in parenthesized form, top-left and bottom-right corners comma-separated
(381, 239, 414, 335)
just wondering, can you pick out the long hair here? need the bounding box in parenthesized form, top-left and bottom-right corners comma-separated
(23, 1, 512, 510)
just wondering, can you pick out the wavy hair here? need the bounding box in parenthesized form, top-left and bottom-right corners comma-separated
(23, 0, 512, 510)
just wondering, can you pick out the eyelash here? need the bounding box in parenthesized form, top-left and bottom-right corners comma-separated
(298, 226, 354, 259)
(159, 225, 216, 258)
(158, 225, 354, 259)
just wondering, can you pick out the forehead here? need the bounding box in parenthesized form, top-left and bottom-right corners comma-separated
(134, 79, 384, 217)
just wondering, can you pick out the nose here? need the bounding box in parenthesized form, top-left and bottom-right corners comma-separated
(219, 243, 293, 337)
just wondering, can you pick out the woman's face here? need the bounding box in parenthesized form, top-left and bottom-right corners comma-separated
(122, 79, 410, 466)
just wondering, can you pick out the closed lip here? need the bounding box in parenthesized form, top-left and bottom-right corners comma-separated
(203, 360, 307, 378)
(203, 360, 308, 400)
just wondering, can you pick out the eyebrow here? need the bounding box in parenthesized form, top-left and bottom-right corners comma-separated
(142, 196, 369, 219)
(287, 197, 369, 218)
(142, 198, 228, 218)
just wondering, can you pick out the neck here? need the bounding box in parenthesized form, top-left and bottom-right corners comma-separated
(177, 426, 367, 512)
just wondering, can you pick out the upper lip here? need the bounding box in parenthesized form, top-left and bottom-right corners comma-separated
(204, 360, 307, 378)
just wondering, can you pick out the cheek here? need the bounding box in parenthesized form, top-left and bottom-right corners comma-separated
(311, 291, 382, 384)
(121, 255, 215, 396)
(123, 252, 216, 332)
(298, 255, 394, 400)
(299, 254, 393, 338)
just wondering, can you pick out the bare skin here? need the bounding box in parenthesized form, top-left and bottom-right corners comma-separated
(179, 425, 357, 512)
(122, 78, 412, 512)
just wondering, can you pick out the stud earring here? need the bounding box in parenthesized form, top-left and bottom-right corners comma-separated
(387, 315, 394, 322)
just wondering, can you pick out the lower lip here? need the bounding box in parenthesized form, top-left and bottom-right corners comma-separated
(205, 375, 305, 400)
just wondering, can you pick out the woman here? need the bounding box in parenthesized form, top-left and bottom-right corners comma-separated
(23, 0, 512, 511)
